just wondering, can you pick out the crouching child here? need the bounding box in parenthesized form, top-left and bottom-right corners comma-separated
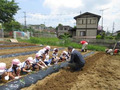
(52, 48, 60, 64)
(32, 53, 47, 70)
(0, 63, 9, 82)
(59, 51, 70, 62)
(21, 57, 33, 74)
(8, 59, 22, 80)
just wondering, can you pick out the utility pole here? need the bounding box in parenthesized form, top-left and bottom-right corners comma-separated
(100, 8, 109, 31)
(44, 22, 45, 30)
(23, 12, 27, 29)
(112, 22, 115, 36)
(80, 11, 82, 15)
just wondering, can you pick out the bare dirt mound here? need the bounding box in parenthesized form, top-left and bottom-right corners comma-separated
(22, 52, 120, 90)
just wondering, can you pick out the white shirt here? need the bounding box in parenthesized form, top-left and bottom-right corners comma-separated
(8, 64, 22, 72)
(72, 49, 75, 53)
(44, 54, 50, 62)
(38, 48, 46, 55)
(33, 58, 42, 64)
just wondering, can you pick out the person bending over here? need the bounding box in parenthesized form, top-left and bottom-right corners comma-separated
(68, 47, 85, 71)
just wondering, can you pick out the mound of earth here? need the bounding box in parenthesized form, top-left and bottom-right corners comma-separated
(22, 52, 120, 90)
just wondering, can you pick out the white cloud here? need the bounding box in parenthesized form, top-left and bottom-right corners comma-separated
(15, 0, 120, 31)
(44, 0, 83, 9)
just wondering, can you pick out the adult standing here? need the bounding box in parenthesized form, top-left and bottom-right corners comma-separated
(68, 47, 85, 71)
(80, 40, 88, 52)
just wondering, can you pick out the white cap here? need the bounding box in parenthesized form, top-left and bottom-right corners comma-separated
(26, 57, 34, 63)
(53, 48, 58, 52)
(36, 53, 42, 58)
(12, 59, 21, 66)
(45, 46, 51, 50)
(0, 63, 6, 70)
(63, 51, 68, 55)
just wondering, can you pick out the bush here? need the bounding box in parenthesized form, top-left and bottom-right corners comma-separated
(96, 35, 102, 39)
(105, 36, 114, 40)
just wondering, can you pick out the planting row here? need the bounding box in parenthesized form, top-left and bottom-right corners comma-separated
(0, 47, 65, 58)
(0, 46, 43, 50)
(0, 47, 42, 56)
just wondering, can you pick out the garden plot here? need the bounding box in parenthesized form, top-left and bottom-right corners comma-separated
(22, 52, 120, 90)
(0, 50, 94, 89)
(0, 42, 94, 89)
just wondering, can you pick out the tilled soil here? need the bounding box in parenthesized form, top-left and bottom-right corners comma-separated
(22, 52, 120, 90)
(0, 47, 42, 55)
(0, 46, 68, 56)
(0, 44, 36, 47)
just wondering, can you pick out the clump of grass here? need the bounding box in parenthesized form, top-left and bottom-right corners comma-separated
(88, 44, 106, 51)
(30, 37, 59, 45)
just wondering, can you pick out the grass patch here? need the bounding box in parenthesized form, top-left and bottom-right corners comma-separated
(18, 37, 106, 51)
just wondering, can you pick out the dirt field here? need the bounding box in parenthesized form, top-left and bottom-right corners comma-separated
(22, 52, 120, 90)
(0, 42, 119, 90)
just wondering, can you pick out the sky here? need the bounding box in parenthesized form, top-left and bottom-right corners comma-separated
(14, 0, 120, 32)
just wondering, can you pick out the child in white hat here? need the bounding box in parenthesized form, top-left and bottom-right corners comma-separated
(52, 48, 60, 64)
(60, 51, 70, 62)
(32, 53, 47, 70)
(8, 59, 22, 80)
(0, 63, 9, 82)
(21, 57, 33, 74)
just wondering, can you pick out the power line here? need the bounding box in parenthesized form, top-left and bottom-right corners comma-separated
(100, 8, 109, 31)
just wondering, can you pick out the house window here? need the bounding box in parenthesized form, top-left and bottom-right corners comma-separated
(64, 27, 67, 30)
(88, 19, 91, 24)
(77, 19, 82, 25)
(82, 19, 84, 24)
(59, 27, 63, 30)
(80, 31, 86, 36)
(91, 19, 96, 24)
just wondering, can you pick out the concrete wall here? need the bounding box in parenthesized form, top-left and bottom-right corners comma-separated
(76, 28, 97, 36)
(72, 38, 119, 48)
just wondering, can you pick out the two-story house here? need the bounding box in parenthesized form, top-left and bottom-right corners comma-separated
(57, 25, 72, 37)
(74, 12, 101, 39)
(29, 24, 45, 32)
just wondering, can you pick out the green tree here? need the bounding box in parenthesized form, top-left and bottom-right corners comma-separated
(101, 32, 105, 39)
(115, 33, 120, 40)
(59, 33, 71, 44)
(0, 0, 20, 23)
(3, 20, 21, 31)
(55, 23, 63, 30)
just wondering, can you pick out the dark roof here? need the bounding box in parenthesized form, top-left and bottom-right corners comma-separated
(58, 25, 72, 28)
(116, 30, 120, 33)
(68, 28, 76, 31)
(74, 12, 101, 21)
